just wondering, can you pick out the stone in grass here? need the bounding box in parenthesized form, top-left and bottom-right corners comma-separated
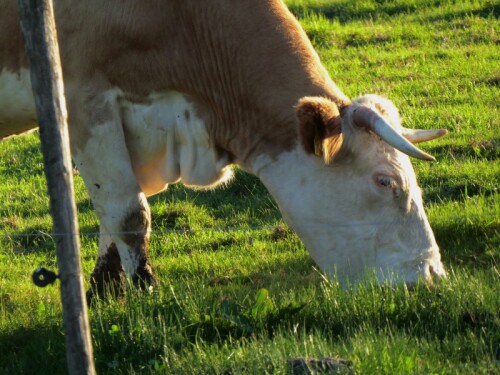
(287, 357, 354, 374)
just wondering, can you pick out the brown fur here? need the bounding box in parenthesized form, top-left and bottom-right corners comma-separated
(0, 1, 27, 72)
(297, 97, 344, 163)
(86, 243, 126, 304)
(0, 0, 351, 163)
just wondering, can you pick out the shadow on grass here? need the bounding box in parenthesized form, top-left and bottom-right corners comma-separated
(289, 1, 421, 23)
(76, 198, 95, 216)
(0, 324, 67, 375)
(424, 4, 500, 23)
(288, 1, 499, 23)
(434, 216, 499, 268)
(427, 138, 500, 163)
(149, 169, 281, 225)
(2, 223, 100, 256)
(1, 224, 55, 254)
(421, 175, 498, 204)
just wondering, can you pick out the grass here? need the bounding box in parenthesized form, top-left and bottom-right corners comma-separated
(0, 0, 499, 373)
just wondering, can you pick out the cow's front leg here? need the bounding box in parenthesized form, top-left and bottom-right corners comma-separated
(85, 198, 155, 303)
(70, 91, 156, 301)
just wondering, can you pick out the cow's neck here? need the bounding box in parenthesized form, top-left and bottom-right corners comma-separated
(248, 145, 335, 221)
(209, 78, 347, 166)
(182, 2, 350, 165)
(249, 145, 334, 250)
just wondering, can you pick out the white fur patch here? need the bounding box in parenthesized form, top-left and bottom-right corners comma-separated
(120, 92, 233, 195)
(0, 68, 37, 138)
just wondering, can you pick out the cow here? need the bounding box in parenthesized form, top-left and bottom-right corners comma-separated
(1, 0, 447, 299)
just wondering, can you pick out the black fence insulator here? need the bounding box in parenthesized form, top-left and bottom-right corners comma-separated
(32, 267, 59, 287)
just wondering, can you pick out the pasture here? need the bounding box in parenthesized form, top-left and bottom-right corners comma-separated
(0, 0, 498, 373)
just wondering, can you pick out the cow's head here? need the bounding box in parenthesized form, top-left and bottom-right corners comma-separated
(264, 94, 447, 285)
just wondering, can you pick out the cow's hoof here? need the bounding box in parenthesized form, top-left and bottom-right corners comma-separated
(86, 243, 127, 305)
(132, 264, 157, 292)
(86, 275, 127, 306)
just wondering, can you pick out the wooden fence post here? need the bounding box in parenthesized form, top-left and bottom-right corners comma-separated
(17, 0, 96, 374)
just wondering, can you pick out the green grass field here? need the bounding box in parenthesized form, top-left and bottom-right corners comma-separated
(1, 0, 499, 373)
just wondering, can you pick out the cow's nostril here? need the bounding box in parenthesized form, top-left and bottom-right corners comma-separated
(422, 263, 436, 283)
(428, 263, 446, 281)
(428, 264, 435, 278)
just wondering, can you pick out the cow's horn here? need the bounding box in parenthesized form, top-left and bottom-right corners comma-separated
(352, 106, 436, 161)
(402, 128, 448, 144)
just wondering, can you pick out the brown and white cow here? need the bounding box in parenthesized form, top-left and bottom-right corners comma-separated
(0, 0, 447, 297)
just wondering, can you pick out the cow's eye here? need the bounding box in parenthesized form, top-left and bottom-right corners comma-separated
(374, 174, 398, 190)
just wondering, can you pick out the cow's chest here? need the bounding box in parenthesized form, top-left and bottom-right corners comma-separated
(120, 92, 232, 196)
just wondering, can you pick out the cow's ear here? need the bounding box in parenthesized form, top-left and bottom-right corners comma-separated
(296, 97, 343, 163)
